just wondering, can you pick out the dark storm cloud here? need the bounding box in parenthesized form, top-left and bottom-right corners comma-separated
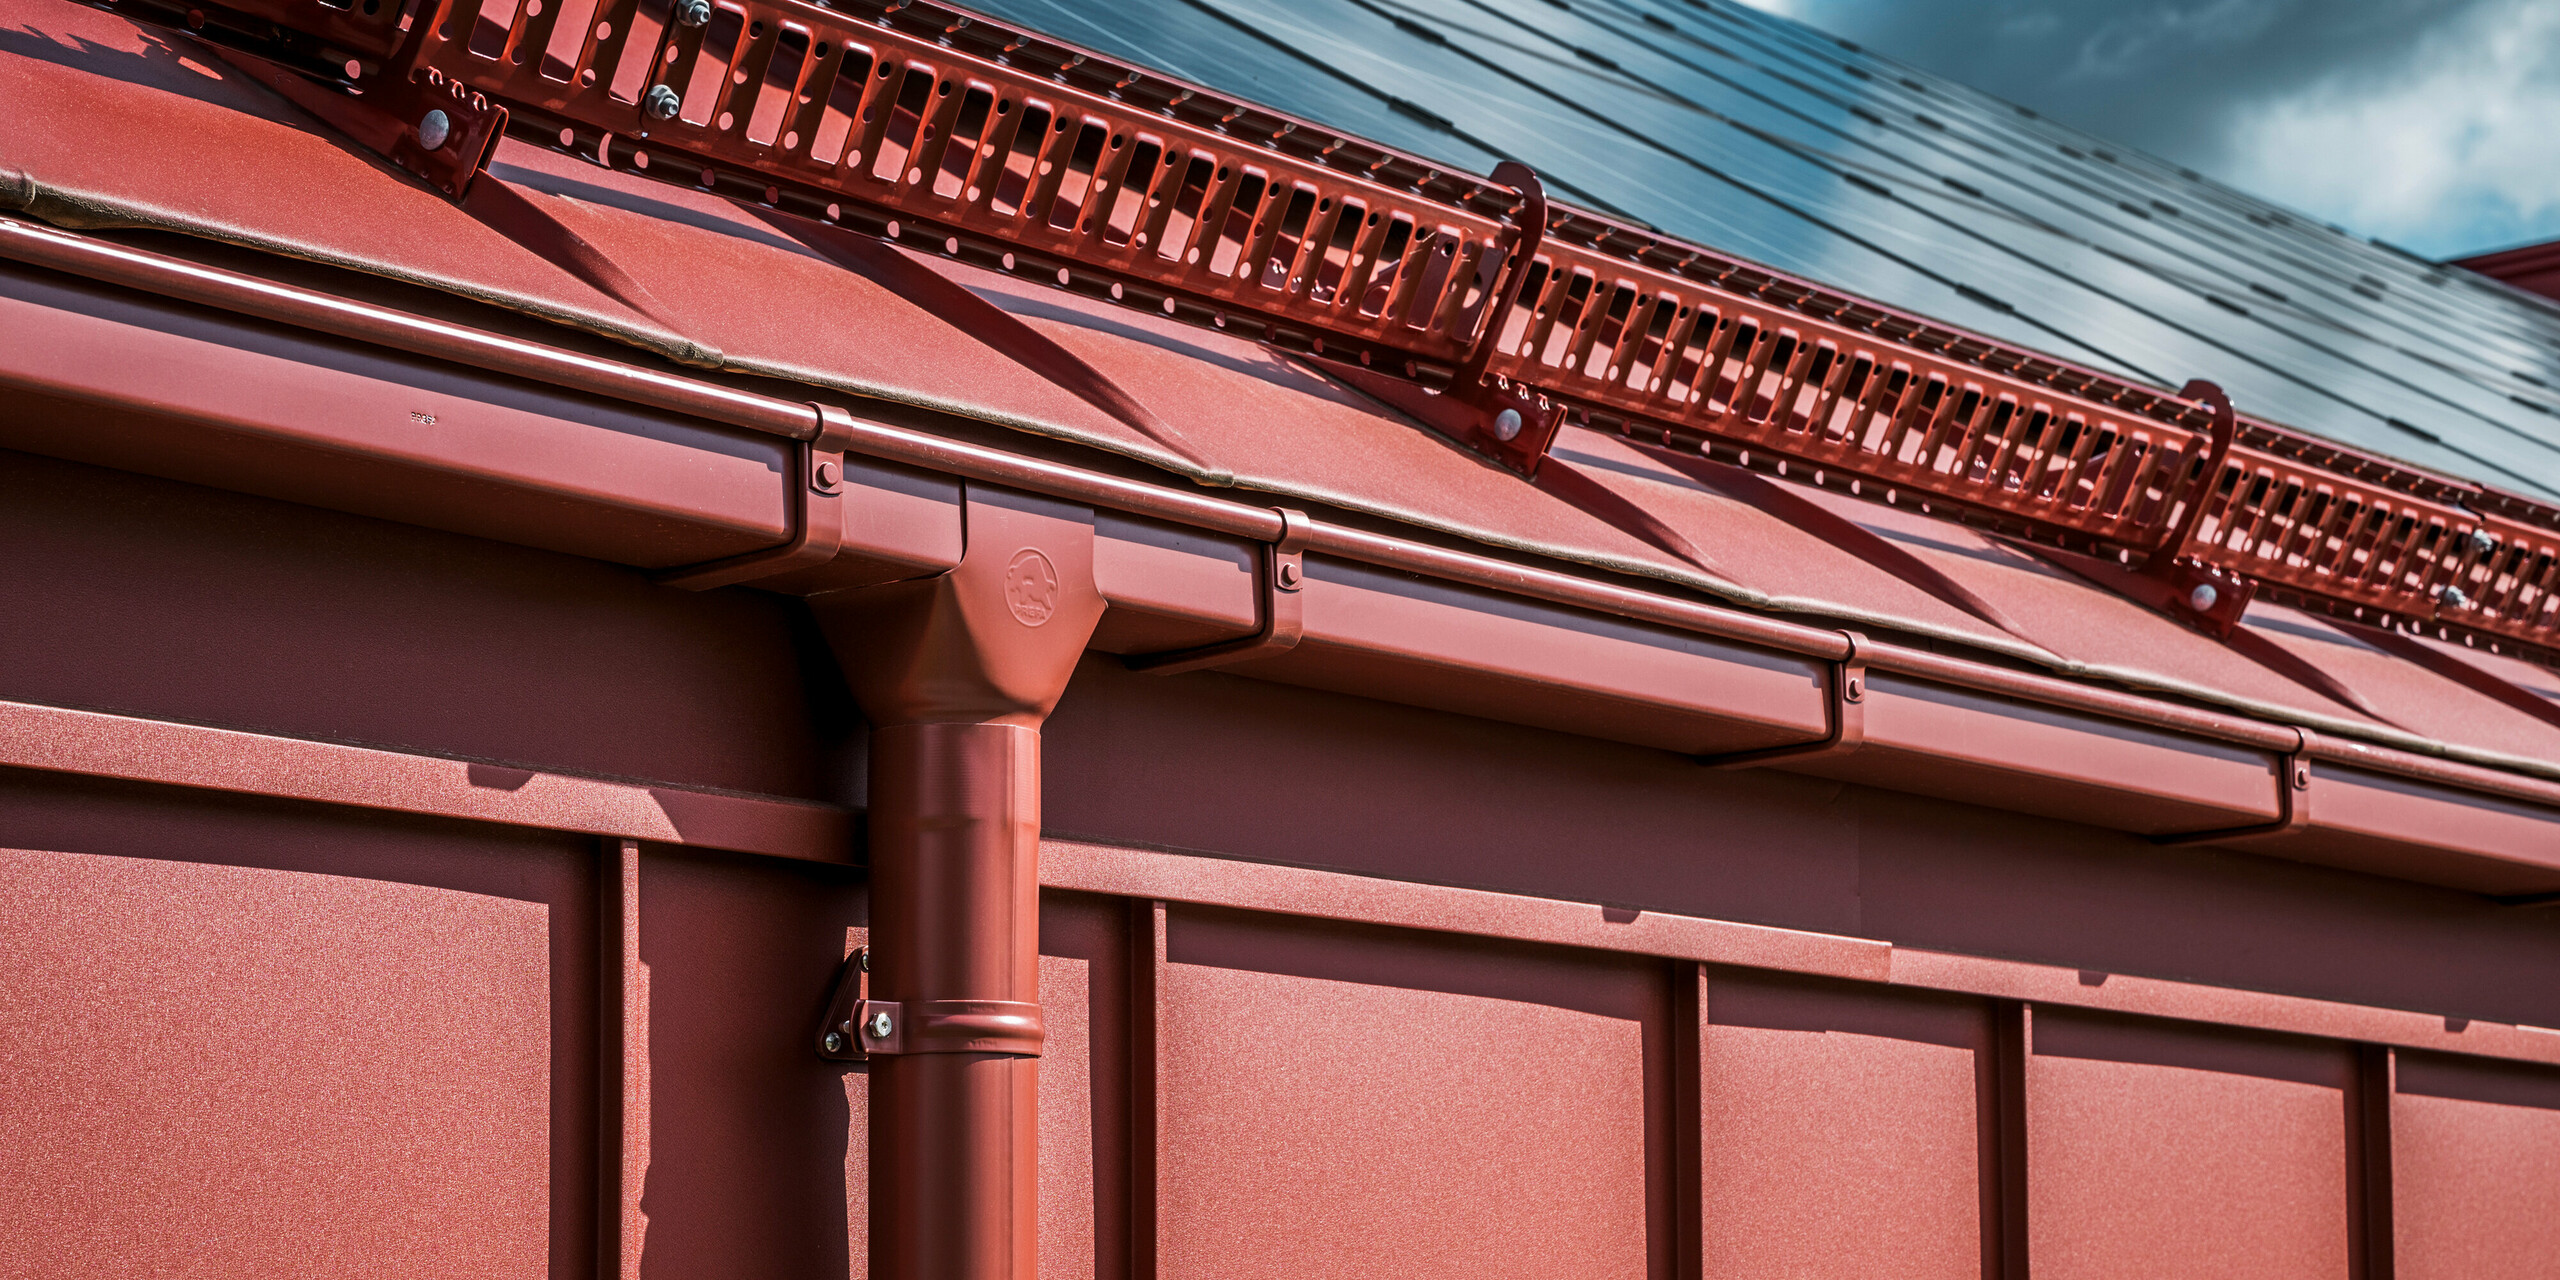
(1751, 0, 2560, 257)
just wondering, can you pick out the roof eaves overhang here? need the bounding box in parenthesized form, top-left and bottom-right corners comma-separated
(8, 211, 2560, 899)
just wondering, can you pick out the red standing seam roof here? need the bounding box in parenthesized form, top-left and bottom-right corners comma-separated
(5, 0, 2560, 783)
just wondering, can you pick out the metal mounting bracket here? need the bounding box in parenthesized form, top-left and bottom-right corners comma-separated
(213, 16, 505, 200)
(654, 404, 857, 590)
(2153, 728, 2316, 846)
(2135, 380, 2257, 637)
(1314, 161, 1564, 478)
(1699, 631, 1867, 768)
(814, 946, 1046, 1060)
(1124, 508, 1312, 674)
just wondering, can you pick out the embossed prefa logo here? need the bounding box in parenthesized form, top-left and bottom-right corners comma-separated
(1003, 549, 1060, 626)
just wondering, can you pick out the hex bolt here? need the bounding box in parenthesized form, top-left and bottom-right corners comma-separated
(2188, 582, 2218, 612)
(673, 0, 710, 26)
(1491, 407, 1524, 442)
(416, 108, 451, 152)
(868, 1010, 894, 1039)
(822, 1031, 847, 1053)
(643, 84, 682, 121)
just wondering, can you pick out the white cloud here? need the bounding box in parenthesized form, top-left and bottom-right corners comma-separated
(2219, 0, 2560, 256)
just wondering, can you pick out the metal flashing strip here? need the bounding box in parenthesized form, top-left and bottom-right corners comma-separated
(61, 0, 2560, 662)
(0, 685, 2547, 1063)
(0, 695, 852, 859)
(1039, 838, 2560, 1069)
(9, 215, 2560, 824)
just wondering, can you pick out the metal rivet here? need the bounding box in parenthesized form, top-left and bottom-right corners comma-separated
(1844, 675, 1864, 702)
(857, 949, 870, 972)
(417, 108, 452, 151)
(674, 0, 710, 25)
(1275, 560, 1302, 590)
(2188, 583, 2218, 612)
(822, 1031, 846, 1053)
(868, 1010, 894, 1038)
(812, 459, 842, 492)
(1490, 407, 1524, 442)
(643, 84, 681, 120)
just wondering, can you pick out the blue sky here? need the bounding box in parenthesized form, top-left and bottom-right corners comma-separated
(1735, 0, 2560, 260)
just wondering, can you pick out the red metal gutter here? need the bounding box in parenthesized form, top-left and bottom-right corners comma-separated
(5, 215, 2559, 820)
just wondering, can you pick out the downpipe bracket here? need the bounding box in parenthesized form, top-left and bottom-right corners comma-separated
(815, 947, 1047, 1060)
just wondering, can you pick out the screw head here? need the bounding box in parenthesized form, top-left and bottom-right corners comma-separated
(643, 84, 682, 121)
(1490, 407, 1524, 442)
(821, 1031, 846, 1053)
(2188, 582, 2219, 612)
(674, 0, 711, 25)
(867, 1010, 894, 1039)
(417, 108, 452, 152)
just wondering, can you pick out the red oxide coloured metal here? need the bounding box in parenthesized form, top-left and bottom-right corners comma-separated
(1697, 629, 1868, 769)
(63, 0, 2560, 664)
(654, 403, 859, 589)
(1123, 507, 1311, 674)
(809, 486, 1104, 1280)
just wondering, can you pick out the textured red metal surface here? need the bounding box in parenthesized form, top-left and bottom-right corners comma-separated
(2391, 1053, 2560, 1279)
(23, 200, 2560, 832)
(2027, 1012, 2352, 1280)
(1153, 905, 1658, 1279)
(810, 487, 1105, 1280)
(0, 845, 557, 1278)
(63, 0, 2560, 661)
(11, 7, 2560, 1275)
(1701, 972, 1986, 1280)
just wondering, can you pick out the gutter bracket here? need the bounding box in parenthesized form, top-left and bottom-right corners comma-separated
(814, 946, 1046, 1060)
(1311, 161, 1563, 478)
(1124, 508, 1312, 675)
(1699, 630, 1867, 768)
(653, 403, 856, 590)
(2153, 727, 2316, 846)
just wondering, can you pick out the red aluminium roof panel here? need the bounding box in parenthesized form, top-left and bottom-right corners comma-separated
(4, 0, 2557, 786)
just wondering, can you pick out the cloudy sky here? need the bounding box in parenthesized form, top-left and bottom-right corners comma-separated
(1734, 0, 2560, 260)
